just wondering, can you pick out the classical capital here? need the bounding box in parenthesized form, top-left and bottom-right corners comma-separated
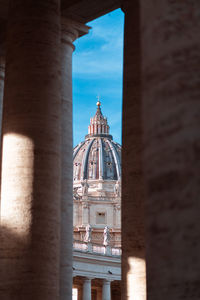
(83, 276, 93, 282)
(103, 278, 112, 284)
(61, 17, 90, 50)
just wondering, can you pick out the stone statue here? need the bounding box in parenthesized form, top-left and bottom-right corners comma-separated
(114, 180, 121, 197)
(103, 226, 110, 246)
(84, 224, 92, 243)
(81, 180, 89, 196)
(73, 187, 80, 200)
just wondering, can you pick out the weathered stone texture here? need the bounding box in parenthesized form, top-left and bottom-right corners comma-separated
(60, 19, 89, 300)
(141, 1, 200, 299)
(0, 57, 4, 136)
(122, 1, 146, 299)
(0, 1, 61, 299)
(60, 19, 76, 300)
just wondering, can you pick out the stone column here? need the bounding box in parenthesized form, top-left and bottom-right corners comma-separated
(140, 1, 200, 299)
(102, 279, 111, 300)
(0, 1, 61, 299)
(60, 18, 89, 300)
(0, 56, 5, 135)
(82, 277, 92, 300)
(122, 1, 146, 300)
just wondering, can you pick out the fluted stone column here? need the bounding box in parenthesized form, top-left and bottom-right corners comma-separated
(140, 1, 200, 299)
(60, 19, 89, 300)
(122, 1, 146, 300)
(82, 277, 92, 300)
(0, 1, 61, 299)
(0, 57, 5, 135)
(102, 279, 111, 300)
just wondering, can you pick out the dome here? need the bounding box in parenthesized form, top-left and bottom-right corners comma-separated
(73, 102, 121, 182)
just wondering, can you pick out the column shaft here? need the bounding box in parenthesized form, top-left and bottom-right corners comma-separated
(60, 20, 75, 300)
(0, 57, 5, 136)
(60, 19, 89, 300)
(122, 1, 146, 300)
(82, 278, 92, 300)
(102, 280, 111, 300)
(140, 1, 200, 299)
(0, 1, 61, 299)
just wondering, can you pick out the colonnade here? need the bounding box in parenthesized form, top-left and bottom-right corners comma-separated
(74, 277, 112, 300)
(0, 0, 89, 299)
(0, 0, 199, 299)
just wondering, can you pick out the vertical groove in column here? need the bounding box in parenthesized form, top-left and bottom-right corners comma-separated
(141, 1, 200, 299)
(0, 57, 5, 141)
(60, 20, 75, 300)
(122, 1, 146, 299)
(60, 19, 89, 300)
(0, 1, 61, 299)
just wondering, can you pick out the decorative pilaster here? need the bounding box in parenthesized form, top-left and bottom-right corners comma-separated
(82, 201, 90, 225)
(60, 18, 90, 300)
(82, 277, 92, 300)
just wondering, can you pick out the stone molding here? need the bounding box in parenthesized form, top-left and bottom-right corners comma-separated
(73, 250, 121, 282)
(61, 17, 90, 50)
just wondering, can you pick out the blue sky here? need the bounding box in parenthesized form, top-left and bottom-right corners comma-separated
(72, 8, 124, 146)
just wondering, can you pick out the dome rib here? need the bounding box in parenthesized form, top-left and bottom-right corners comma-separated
(99, 138, 104, 180)
(107, 140, 121, 180)
(73, 141, 84, 160)
(82, 139, 95, 180)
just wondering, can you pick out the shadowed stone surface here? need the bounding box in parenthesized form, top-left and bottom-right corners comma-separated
(60, 18, 89, 300)
(60, 19, 76, 300)
(0, 1, 61, 299)
(0, 0, 199, 299)
(0, 56, 4, 139)
(141, 1, 200, 299)
(122, 1, 146, 299)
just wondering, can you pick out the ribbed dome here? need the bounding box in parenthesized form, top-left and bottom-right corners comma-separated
(73, 102, 121, 182)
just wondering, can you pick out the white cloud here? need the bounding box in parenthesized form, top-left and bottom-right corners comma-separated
(73, 11, 124, 78)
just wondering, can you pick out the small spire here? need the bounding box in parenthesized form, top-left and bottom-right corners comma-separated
(87, 98, 110, 137)
(96, 100, 101, 107)
(96, 95, 101, 108)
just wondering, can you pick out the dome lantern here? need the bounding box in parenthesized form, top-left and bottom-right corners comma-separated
(73, 102, 121, 182)
(87, 101, 110, 138)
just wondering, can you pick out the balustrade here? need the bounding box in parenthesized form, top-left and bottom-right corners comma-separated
(73, 240, 121, 256)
